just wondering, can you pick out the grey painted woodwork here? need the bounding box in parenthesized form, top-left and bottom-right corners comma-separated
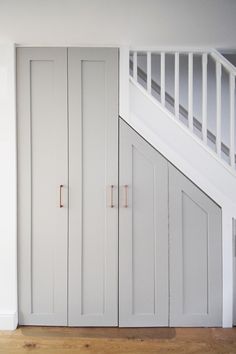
(17, 47, 222, 328)
(17, 47, 118, 327)
(119, 120, 169, 327)
(169, 164, 222, 327)
(17, 48, 68, 325)
(68, 48, 119, 326)
(119, 120, 222, 327)
(233, 219, 236, 326)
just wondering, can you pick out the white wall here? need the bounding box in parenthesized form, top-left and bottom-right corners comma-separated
(0, 0, 235, 48)
(223, 54, 236, 67)
(0, 44, 17, 330)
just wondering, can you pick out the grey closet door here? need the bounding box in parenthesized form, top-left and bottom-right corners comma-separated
(68, 48, 118, 326)
(233, 219, 236, 326)
(169, 164, 222, 327)
(119, 120, 169, 327)
(17, 48, 68, 325)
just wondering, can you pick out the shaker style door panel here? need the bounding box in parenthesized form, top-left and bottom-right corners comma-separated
(68, 48, 119, 326)
(119, 120, 169, 327)
(233, 219, 236, 326)
(17, 48, 68, 325)
(169, 164, 222, 327)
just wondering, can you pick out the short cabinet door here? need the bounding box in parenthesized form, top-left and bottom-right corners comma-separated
(119, 120, 169, 327)
(169, 164, 222, 327)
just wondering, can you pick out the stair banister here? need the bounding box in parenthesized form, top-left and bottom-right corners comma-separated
(188, 52, 193, 131)
(216, 61, 222, 156)
(202, 53, 208, 144)
(230, 73, 235, 167)
(174, 52, 179, 119)
(147, 51, 151, 94)
(161, 52, 165, 106)
(129, 48, 236, 173)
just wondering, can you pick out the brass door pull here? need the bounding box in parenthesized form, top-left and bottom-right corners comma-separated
(124, 185, 128, 208)
(59, 185, 64, 208)
(110, 185, 114, 208)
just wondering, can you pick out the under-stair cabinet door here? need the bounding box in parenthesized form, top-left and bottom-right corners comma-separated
(68, 48, 119, 326)
(17, 48, 68, 325)
(169, 164, 222, 327)
(119, 120, 169, 327)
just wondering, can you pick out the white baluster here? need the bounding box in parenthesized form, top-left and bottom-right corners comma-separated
(202, 53, 208, 144)
(147, 52, 152, 94)
(216, 61, 222, 156)
(133, 51, 137, 81)
(188, 53, 193, 131)
(230, 73, 235, 168)
(161, 52, 165, 106)
(175, 52, 179, 119)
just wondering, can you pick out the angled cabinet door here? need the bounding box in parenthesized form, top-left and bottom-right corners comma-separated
(119, 120, 169, 327)
(68, 48, 119, 326)
(17, 48, 68, 325)
(169, 164, 222, 327)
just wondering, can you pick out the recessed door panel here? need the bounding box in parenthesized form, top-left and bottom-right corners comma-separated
(68, 48, 118, 326)
(17, 48, 68, 325)
(169, 164, 222, 326)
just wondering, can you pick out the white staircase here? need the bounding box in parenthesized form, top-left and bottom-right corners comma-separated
(119, 47, 236, 327)
(130, 49, 236, 171)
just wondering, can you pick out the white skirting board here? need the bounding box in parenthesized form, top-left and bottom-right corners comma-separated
(0, 313, 18, 330)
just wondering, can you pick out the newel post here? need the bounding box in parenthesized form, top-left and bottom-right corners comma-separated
(119, 46, 130, 121)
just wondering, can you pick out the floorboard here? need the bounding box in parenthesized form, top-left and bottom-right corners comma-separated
(0, 326, 236, 354)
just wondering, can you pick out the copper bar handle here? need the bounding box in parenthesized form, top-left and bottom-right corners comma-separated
(59, 184, 63, 208)
(110, 185, 114, 208)
(124, 184, 128, 208)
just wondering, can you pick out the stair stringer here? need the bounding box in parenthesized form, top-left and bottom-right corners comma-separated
(124, 79, 236, 328)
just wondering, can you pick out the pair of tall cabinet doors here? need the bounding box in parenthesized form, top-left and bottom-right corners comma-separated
(17, 47, 222, 328)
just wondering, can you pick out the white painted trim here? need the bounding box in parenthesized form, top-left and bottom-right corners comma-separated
(133, 51, 137, 81)
(147, 51, 151, 94)
(161, 52, 165, 105)
(130, 77, 236, 178)
(188, 52, 193, 131)
(15, 43, 122, 48)
(230, 74, 235, 168)
(119, 46, 130, 120)
(174, 52, 179, 119)
(211, 49, 236, 76)
(0, 313, 18, 330)
(0, 42, 18, 332)
(216, 61, 222, 156)
(130, 46, 216, 53)
(202, 53, 208, 144)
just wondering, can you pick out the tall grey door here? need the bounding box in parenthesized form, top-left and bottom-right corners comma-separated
(233, 219, 236, 326)
(68, 48, 119, 326)
(119, 120, 169, 327)
(17, 48, 68, 325)
(169, 164, 222, 327)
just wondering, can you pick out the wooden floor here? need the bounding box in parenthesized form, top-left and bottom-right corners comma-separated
(0, 326, 236, 354)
